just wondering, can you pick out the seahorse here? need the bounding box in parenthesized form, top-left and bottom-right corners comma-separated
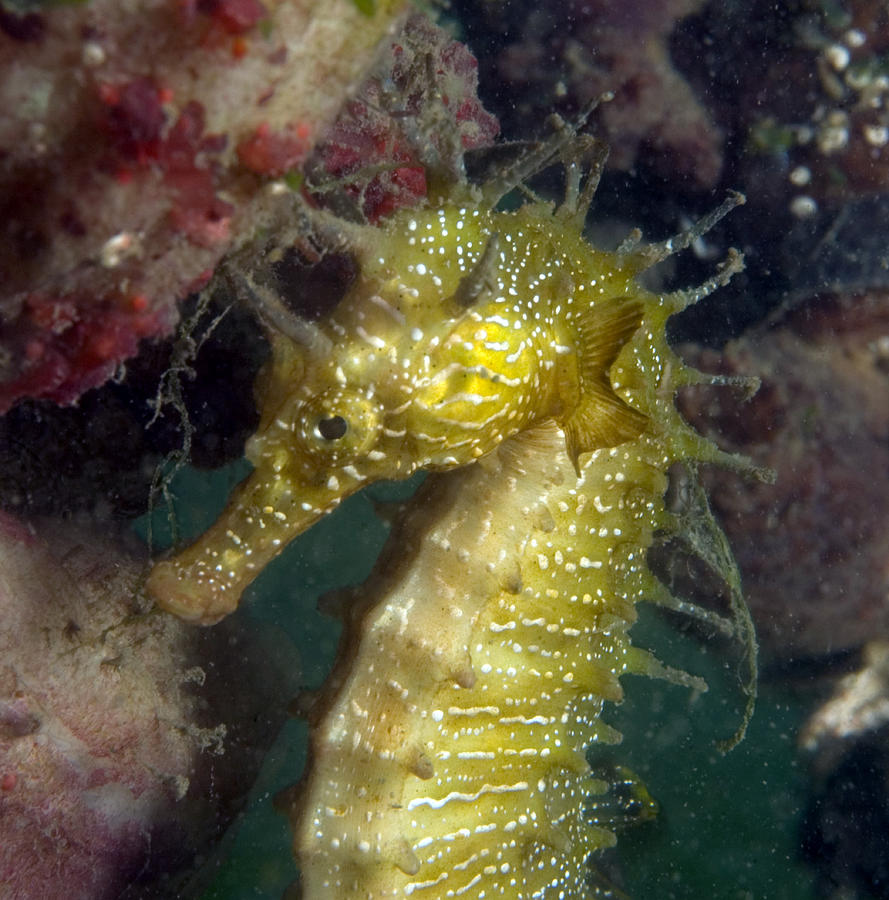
(145, 120, 757, 896)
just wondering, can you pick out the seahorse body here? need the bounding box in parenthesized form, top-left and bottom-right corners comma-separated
(290, 419, 682, 897)
(144, 125, 750, 895)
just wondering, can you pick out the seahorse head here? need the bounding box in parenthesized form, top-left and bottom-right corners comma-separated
(147, 203, 550, 624)
(271, 203, 543, 471)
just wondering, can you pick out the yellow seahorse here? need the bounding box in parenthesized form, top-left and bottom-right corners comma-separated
(146, 120, 757, 897)
(287, 417, 706, 897)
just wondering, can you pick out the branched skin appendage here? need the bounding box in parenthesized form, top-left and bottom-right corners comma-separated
(147, 181, 703, 624)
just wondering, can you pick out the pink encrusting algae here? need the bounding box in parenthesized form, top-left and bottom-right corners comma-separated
(0, 0, 416, 413)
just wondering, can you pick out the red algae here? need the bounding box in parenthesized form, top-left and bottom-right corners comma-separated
(0, 0, 411, 413)
(237, 119, 314, 176)
(309, 14, 499, 222)
(205, 0, 268, 35)
(1, 291, 167, 409)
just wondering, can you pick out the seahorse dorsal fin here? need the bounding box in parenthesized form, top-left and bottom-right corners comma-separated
(561, 298, 646, 471)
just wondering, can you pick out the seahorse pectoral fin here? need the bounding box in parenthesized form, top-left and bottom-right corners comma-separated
(560, 298, 647, 470)
(563, 393, 647, 472)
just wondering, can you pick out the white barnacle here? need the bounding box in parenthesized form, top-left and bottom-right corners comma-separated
(100, 231, 138, 268)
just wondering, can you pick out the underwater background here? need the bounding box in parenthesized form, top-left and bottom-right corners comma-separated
(2, 0, 889, 898)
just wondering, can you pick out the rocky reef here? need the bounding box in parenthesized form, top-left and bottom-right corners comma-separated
(680, 290, 889, 662)
(0, 0, 410, 413)
(0, 513, 298, 898)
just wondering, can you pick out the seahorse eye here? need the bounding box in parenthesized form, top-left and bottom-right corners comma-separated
(296, 389, 383, 464)
(316, 415, 348, 441)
